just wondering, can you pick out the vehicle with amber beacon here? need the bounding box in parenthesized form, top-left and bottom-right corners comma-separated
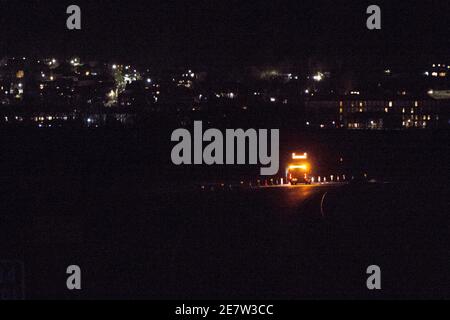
(287, 152, 312, 185)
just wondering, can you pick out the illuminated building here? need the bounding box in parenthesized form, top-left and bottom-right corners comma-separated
(305, 96, 450, 129)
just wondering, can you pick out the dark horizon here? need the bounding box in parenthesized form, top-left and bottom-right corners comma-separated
(1, 1, 450, 67)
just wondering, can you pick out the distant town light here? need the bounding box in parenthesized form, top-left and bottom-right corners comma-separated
(16, 70, 25, 79)
(313, 72, 324, 82)
(112, 64, 117, 70)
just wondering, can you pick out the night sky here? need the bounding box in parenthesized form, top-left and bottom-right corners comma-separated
(1, 0, 449, 67)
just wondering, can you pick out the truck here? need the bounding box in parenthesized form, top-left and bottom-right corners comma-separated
(287, 153, 312, 185)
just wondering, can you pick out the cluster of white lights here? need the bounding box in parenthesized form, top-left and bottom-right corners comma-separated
(182, 70, 195, 78)
(313, 72, 324, 82)
(70, 58, 80, 66)
(432, 64, 450, 68)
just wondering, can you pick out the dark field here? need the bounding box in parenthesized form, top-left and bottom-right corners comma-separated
(0, 128, 449, 299)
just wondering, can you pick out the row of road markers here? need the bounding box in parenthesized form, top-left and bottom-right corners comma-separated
(199, 174, 350, 192)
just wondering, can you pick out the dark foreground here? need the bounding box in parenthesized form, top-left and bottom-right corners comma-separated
(1, 181, 449, 299)
(0, 128, 449, 299)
